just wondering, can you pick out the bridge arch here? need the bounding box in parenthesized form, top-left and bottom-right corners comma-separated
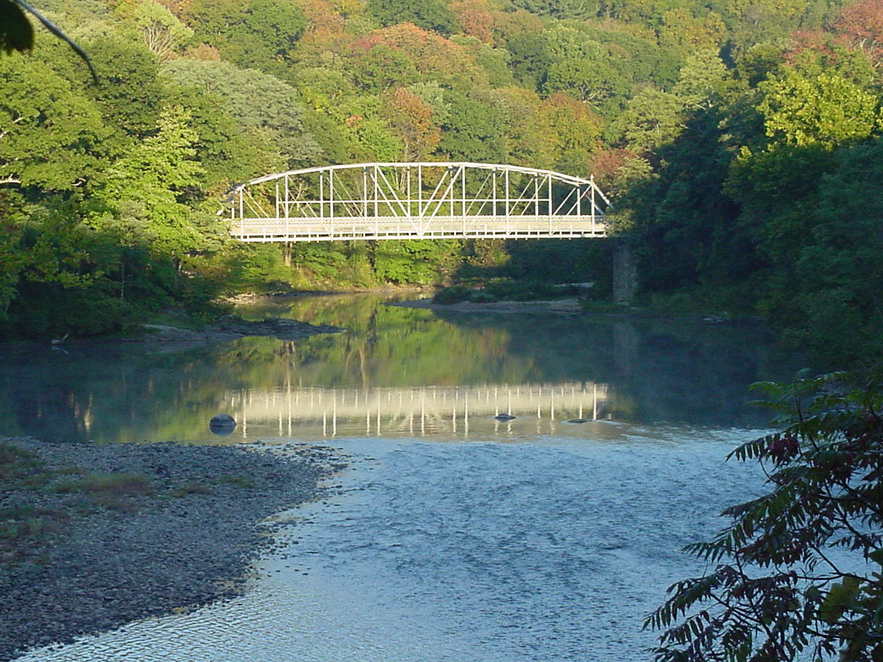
(223, 162, 612, 242)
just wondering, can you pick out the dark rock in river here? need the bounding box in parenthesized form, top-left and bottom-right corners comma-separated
(210, 414, 237, 435)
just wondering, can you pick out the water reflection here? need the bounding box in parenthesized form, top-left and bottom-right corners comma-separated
(0, 294, 799, 443)
(228, 382, 611, 441)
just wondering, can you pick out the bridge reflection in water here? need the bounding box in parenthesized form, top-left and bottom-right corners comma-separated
(226, 382, 611, 440)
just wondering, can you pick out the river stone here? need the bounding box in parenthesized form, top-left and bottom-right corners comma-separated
(209, 414, 236, 434)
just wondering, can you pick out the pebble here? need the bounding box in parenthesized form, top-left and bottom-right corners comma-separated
(0, 438, 344, 662)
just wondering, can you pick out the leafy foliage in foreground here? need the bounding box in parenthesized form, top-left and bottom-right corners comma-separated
(647, 372, 883, 661)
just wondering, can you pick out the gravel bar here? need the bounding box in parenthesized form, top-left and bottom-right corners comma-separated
(0, 438, 346, 661)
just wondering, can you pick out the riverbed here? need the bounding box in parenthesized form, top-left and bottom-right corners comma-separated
(2, 294, 802, 661)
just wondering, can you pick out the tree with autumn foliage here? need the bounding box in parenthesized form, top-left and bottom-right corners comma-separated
(833, 0, 883, 64)
(381, 87, 441, 161)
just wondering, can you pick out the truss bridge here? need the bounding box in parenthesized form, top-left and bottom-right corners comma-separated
(224, 162, 612, 242)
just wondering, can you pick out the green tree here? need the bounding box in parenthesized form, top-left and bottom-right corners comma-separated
(615, 87, 686, 154)
(544, 55, 630, 117)
(83, 36, 165, 140)
(509, 0, 600, 19)
(491, 87, 556, 169)
(0, 191, 25, 319)
(625, 107, 746, 293)
(366, 0, 457, 35)
(2, 196, 137, 337)
(451, 35, 514, 88)
(291, 66, 357, 114)
(437, 90, 506, 162)
(648, 372, 883, 661)
(0, 51, 107, 190)
(789, 137, 883, 362)
(542, 92, 604, 173)
(541, 27, 631, 115)
(90, 105, 205, 257)
(347, 115, 404, 161)
(758, 69, 881, 148)
(720, 0, 818, 49)
(161, 58, 321, 167)
(350, 44, 420, 92)
(564, 20, 682, 90)
(187, 0, 307, 72)
(725, 143, 835, 325)
(506, 30, 552, 89)
(113, 0, 194, 61)
(673, 49, 732, 110)
(658, 8, 726, 52)
(161, 84, 284, 189)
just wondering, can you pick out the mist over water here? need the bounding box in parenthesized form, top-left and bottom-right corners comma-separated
(5, 295, 802, 661)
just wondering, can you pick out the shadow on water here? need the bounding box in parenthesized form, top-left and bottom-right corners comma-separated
(0, 294, 802, 443)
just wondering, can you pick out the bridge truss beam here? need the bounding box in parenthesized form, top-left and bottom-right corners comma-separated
(224, 162, 612, 242)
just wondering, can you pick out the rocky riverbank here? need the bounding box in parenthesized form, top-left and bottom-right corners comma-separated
(136, 316, 343, 350)
(390, 298, 584, 314)
(0, 437, 346, 661)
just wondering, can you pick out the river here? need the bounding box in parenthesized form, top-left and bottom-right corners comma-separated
(4, 294, 801, 661)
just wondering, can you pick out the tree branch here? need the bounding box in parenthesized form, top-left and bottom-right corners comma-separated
(12, 0, 99, 84)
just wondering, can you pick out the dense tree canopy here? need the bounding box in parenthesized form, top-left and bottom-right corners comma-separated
(185, 0, 307, 72)
(367, 0, 457, 35)
(0, 0, 878, 370)
(0, 53, 107, 190)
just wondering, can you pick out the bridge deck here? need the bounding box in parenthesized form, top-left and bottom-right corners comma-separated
(233, 214, 607, 242)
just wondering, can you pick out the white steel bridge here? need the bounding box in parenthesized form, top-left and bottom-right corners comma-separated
(224, 162, 612, 242)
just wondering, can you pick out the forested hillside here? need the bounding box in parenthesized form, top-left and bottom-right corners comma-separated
(0, 0, 880, 363)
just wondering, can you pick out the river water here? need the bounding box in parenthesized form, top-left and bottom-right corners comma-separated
(4, 294, 802, 661)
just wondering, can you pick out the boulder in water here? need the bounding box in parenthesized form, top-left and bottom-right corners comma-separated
(209, 414, 237, 435)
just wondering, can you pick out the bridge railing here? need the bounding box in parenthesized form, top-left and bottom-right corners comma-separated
(231, 214, 608, 242)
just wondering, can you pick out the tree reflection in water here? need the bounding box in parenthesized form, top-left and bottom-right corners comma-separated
(0, 294, 800, 443)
